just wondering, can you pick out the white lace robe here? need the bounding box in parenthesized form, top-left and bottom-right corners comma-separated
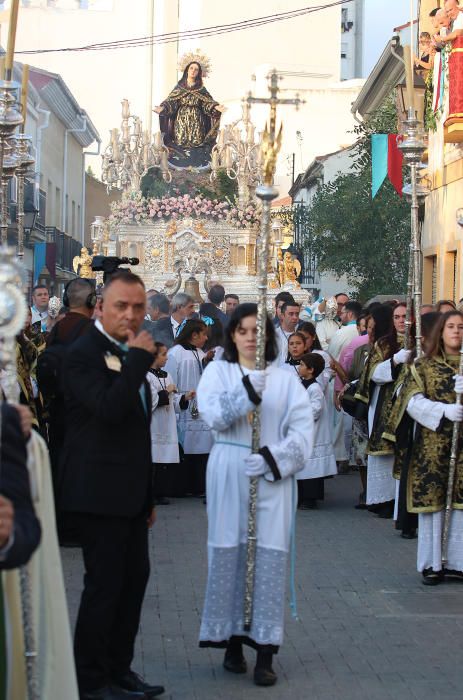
(366, 358, 397, 505)
(196, 360, 313, 648)
(166, 345, 213, 455)
(146, 370, 182, 464)
(298, 382, 337, 480)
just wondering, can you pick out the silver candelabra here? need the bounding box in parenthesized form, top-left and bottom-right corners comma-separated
(102, 98, 172, 193)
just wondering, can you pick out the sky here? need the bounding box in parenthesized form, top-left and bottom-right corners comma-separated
(363, 0, 419, 76)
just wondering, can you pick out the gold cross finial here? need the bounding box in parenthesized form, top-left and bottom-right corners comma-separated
(246, 69, 304, 185)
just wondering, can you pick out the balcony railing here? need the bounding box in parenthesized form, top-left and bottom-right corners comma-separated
(46, 226, 81, 273)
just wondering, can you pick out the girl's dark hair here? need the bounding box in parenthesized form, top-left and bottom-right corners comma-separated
(371, 303, 393, 347)
(436, 299, 457, 312)
(298, 321, 322, 350)
(199, 302, 225, 350)
(426, 310, 463, 358)
(223, 303, 277, 363)
(300, 352, 325, 379)
(174, 319, 207, 349)
(155, 341, 167, 352)
(286, 331, 306, 362)
(179, 61, 203, 89)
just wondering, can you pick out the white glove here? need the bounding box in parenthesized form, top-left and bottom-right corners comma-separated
(454, 374, 463, 395)
(393, 349, 412, 366)
(443, 403, 463, 422)
(247, 369, 267, 397)
(244, 453, 268, 477)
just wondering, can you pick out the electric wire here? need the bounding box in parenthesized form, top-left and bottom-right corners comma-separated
(16, 0, 353, 55)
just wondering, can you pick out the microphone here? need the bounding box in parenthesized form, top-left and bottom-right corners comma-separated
(119, 257, 140, 265)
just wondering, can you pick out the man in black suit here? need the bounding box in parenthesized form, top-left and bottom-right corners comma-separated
(59, 271, 164, 700)
(149, 292, 194, 349)
(0, 403, 41, 569)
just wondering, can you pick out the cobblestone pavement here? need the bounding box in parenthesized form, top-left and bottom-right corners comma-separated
(62, 473, 463, 700)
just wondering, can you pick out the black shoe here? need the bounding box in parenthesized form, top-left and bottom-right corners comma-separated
(80, 686, 145, 700)
(354, 502, 368, 510)
(155, 497, 170, 505)
(376, 501, 395, 519)
(401, 529, 417, 539)
(114, 670, 165, 698)
(253, 667, 278, 686)
(223, 648, 247, 674)
(422, 568, 444, 586)
(444, 568, 463, 581)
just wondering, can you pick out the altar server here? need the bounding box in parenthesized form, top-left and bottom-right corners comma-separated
(296, 353, 337, 509)
(166, 319, 213, 497)
(197, 303, 313, 687)
(147, 342, 194, 503)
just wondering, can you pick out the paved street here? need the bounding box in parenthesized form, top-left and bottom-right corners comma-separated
(62, 474, 463, 700)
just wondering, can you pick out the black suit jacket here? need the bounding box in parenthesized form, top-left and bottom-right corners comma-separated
(59, 325, 154, 518)
(0, 404, 41, 569)
(147, 316, 175, 349)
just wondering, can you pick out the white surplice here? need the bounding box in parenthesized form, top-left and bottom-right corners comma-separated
(146, 369, 182, 463)
(166, 345, 213, 455)
(275, 325, 294, 365)
(197, 360, 313, 648)
(366, 358, 397, 505)
(298, 382, 337, 480)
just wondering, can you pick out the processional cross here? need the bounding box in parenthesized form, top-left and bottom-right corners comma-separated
(243, 70, 304, 631)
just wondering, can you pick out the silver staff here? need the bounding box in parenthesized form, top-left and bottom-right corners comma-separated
(0, 247, 39, 700)
(399, 108, 427, 357)
(243, 71, 303, 632)
(442, 338, 463, 567)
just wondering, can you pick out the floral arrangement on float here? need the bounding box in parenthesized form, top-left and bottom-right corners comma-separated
(228, 202, 261, 229)
(109, 169, 261, 229)
(110, 193, 261, 230)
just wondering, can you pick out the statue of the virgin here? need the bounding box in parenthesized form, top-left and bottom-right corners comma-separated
(153, 54, 225, 169)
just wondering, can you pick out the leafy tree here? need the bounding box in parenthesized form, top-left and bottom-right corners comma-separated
(304, 93, 410, 300)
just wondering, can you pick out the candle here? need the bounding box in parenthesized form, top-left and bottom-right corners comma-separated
(211, 150, 219, 168)
(218, 129, 225, 146)
(161, 150, 168, 169)
(403, 45, 414, 111)
(20, 64, 29, 133)
(247, 123, 255, 143)
(154, 131, 162, 148)
(225, 146, 232, 169)
(121, 98, 130, 119)
(5, 0, 20, 80)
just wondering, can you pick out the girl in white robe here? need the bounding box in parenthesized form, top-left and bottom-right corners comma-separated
(166, 319, 214, 497)
(297, 352, 337, 509)
(147, 342, 194, 503)
(197, 303, 313, 687)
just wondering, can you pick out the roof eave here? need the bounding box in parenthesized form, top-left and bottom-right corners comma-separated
(351, 38, 404, 119)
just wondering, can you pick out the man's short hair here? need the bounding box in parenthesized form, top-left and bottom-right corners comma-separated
(281, 301, 300, 315)
(32, 284, 48, 295)
(344, 300, 362, 318)
(149, 293, 170, 315)
(65, 278, 96, 309)
(429, 7, 440, 16)
(171, 292, 193, 313)
(335, 292, 349, 300)
(102, 270, 145, 298)
(208, 284, 225, 305)
(275, 291, 295, 307)
(224, 293, 239, 302)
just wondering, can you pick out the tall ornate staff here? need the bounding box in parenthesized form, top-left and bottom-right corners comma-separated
(243, 71, 303, 631)
(442, 339, 463, 566)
